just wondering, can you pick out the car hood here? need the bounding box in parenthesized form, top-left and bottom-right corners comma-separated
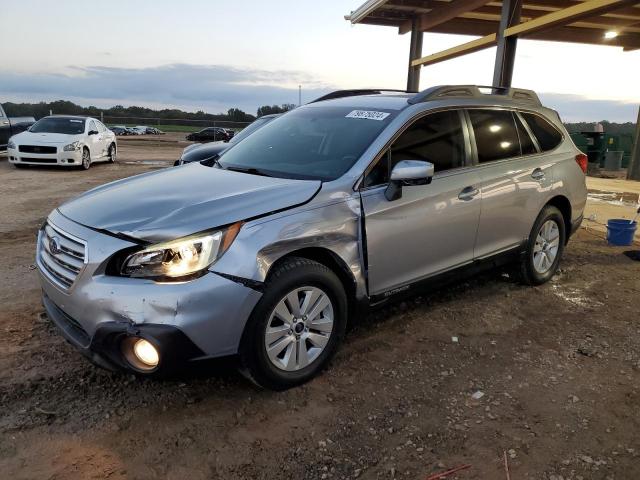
(13, 131, 82, 144)
(58, 163, 322, 243)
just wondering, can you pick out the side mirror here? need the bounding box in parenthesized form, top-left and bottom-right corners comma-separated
(385, 160, 434, 201)
(88, 130, 99, 136)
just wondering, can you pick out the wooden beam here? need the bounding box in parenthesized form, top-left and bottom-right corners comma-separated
(410, 34, 497, 67)
(503, 0, 638, 37)
(399, 0, 493, 34)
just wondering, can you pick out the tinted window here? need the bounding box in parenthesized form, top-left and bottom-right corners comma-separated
(364, 110, 465, 187)
(515, 114, 537, 155)
(522, 112, 562, 151)
(30, 117, 86, 134)
(469, 110, 520, 162)
(219, 106, 396, 181)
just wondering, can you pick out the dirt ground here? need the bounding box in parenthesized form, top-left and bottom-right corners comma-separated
(1, 136, 639, 480)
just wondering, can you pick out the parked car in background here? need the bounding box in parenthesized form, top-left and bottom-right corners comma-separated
(8, 115, 116, 169)
(145, 127, 164, 135)
(223, 128, 235, 140)
(36, 86, 586, 389)
(0, 104, 35, 151)
(175, 114, 280, 166)
(186, 127, 231, 143)
(110, 126, 129, 136)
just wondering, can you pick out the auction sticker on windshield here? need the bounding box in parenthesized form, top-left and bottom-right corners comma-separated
(345, 110, 390, 121)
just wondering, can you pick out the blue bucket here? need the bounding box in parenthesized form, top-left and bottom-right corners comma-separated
(607, 219, 637, 246)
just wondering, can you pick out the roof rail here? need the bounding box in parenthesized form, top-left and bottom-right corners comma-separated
(310, 89, 414, 103)
(408, 85, 541, 107)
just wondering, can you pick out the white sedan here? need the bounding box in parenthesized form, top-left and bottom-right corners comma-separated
(7, 116, 117, 169)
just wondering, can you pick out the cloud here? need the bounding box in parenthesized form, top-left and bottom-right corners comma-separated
(0, 64, 637, 122)
(538, 93, 638, 123)
(0, 64, 334, 114)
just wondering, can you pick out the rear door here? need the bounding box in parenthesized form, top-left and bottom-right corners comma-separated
(468, 108, 555, 258)
(360, 109, 482, 295)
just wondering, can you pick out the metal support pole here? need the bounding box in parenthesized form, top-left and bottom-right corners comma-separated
(627, 106, 640, 181)
(493, 0, 522, 88)
(406, 17, 424, 92)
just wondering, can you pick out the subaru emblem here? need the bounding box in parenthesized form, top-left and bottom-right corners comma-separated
(49, 236, 62, 255)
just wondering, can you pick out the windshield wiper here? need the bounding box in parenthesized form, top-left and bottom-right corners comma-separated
(224, 166, 273, 177)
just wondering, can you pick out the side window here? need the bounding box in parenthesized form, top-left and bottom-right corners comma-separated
(514, 114, 537, 155)
(468, 109, 520, 163)
(521, 112, 562, 152)
(96, 121, 106, 133)
(364, 110, 465, 187)
(88, 120, 97, 133)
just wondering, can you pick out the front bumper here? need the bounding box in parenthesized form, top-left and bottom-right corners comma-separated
(43, 294, 206, 373)
(8, 146, 83, 166)
(38, 209, 263, 373)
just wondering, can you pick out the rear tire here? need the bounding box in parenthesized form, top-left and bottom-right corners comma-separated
(239, 257, 347, 390)
(519, 205, 566, 285)
(108, 144, 116, 163)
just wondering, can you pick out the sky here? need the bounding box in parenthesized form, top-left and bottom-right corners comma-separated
(0, 0, 639, 122)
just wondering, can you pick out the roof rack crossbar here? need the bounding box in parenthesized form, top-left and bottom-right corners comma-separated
(408, 85, 541, 106)
(310, 89, 414, 103)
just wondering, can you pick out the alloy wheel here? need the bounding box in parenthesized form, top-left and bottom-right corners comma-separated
(264, 286, 334, 371)
(533, 219, 560, 274)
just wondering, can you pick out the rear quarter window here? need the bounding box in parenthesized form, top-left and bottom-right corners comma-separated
(521, 112, 562, 151)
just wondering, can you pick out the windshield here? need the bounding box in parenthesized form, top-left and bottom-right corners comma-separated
(229, 116, 275, 144)
(30, 117, 86, 135)
(218, 106, 396, 181)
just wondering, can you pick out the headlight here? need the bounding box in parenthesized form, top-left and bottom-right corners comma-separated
(121, 223, 242, 280)
(7, 139, 16, 150)
(63, 141, 81, 152)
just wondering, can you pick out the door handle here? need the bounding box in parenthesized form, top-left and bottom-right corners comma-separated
(1, 121, 9, 125)
(531, 168, 546, 180)
(458, 186, 479, 201)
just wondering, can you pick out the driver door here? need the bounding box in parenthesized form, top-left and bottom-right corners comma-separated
(360, 109, 482, 295)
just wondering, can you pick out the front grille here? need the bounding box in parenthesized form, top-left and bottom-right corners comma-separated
(19, 145, 57, 154)
(37, 222, 87, 290)
(21, 157, 57, 164)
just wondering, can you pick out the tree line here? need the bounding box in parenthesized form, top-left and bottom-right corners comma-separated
(2, 100, 297, 122)
(2, 100, 635, 135)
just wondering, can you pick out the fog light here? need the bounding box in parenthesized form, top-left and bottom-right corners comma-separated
(121, 337, 160, 371)
(134, 339, 159, 367)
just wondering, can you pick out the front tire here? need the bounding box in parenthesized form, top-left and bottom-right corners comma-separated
(519, 205, 565, 285)
(239, 257, 347, 390)
(81, 148, 91, 170)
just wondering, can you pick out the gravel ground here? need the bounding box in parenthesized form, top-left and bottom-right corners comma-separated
(1, 136, 639, 480)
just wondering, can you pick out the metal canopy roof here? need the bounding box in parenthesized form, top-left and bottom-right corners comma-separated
(346, 0, 640, 54)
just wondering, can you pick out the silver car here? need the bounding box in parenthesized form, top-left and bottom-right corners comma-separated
(36, 85, 587, 389)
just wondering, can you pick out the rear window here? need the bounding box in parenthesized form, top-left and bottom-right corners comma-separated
(521, 112, 562, 151)
(468, 109, 520, 163)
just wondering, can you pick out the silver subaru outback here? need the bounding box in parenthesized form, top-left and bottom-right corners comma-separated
(37, 86, 587, 389)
